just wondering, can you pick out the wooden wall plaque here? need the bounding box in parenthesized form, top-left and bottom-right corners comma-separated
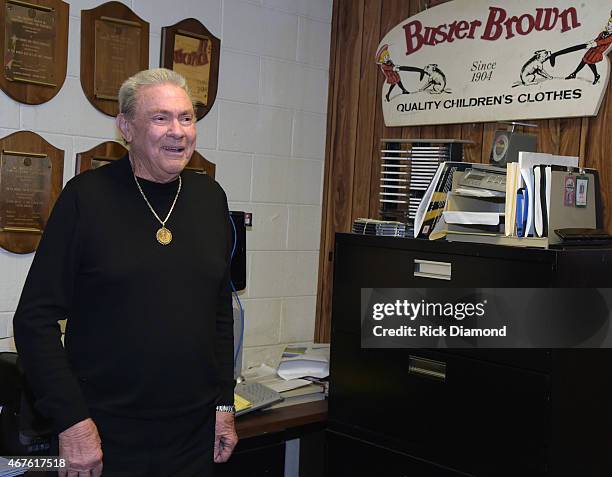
(160, 18, 220, 121)
(76, 142, 216, 179)
(75, 140, 127, 174)
(0, 0, 69, 104)
(80, 2, 149, 117)
(0, 131, 64, 254)
(185, 150, 216, 178)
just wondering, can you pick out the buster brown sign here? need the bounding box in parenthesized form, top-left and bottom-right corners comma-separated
(377, 1, 612, 126)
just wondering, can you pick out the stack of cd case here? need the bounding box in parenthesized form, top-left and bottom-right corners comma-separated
(379, 139, 473, 229)
(352, 218, 407, 237)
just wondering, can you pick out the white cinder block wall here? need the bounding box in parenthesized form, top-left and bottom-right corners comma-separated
(0, 0, 332, 368)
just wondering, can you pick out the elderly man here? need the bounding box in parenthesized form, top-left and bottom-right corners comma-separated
(13, 68, 238, 476)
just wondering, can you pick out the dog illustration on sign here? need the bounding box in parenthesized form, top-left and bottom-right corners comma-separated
(514, 11, 612, 87)
(375, 44, 451, 101)
(420, 64, 448, 93)
(513, 50, 553, 87)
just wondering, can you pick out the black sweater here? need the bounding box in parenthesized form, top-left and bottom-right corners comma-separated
(13, 156, 235, 433)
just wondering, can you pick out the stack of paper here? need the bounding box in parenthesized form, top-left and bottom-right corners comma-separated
(277, 354, 329, 381)
(265, 382, 326, 410)
(241, 364, 317, 393)
(0, 457, 27, 477)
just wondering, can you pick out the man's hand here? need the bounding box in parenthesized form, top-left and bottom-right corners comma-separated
(214, 411, 238, 463)
(58, 418, 103, 477)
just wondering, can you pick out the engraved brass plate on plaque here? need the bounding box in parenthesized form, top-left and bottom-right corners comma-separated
(0, 153, 52, 233)
(94, 16, 141, 100)
(4, 0, 57, 87)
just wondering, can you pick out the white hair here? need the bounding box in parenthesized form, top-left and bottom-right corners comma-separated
(118, 68, 193, 118)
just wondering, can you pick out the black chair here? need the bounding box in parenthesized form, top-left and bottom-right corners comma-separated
(0, 352, 53, 455)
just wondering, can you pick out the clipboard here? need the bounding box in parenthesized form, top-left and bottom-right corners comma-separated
(544, 166, 600, 244)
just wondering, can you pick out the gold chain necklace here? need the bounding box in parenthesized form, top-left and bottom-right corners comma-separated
(133, 174, 182, 245)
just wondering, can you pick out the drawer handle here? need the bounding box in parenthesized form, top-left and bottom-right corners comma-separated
(408, 356, 446, 382)
(413, 259, 452, 281)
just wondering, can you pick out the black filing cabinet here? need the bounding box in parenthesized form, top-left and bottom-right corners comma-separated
(327, 234, 612, 477)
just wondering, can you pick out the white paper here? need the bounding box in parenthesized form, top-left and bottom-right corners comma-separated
(277, 354, 330, 380)
(518, 152, 578, 237)
(453, 187, 505, 198)
(443, 211, 503, 225)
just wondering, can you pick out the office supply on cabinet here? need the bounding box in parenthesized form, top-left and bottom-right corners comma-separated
(533, 166, 598, 244)
(352, 218, 407, 237)
(380, 139, 472, 235)
(234, 381, 283, 417)
(518, 152, 578, 237)
(533, 166, 547, 237)
(554, 228, 612, 245)
(414, 161, 475, 238)
(428, 165, 506, 239)
(443, 211, 502, 226)
(450, 165, 599, 248)
(516, 188, 527, 238)
(548, 167, 597, 238)
(504, 162, 523, 236)
(489, 124, 538, 167)
(458, 166, 506, 192)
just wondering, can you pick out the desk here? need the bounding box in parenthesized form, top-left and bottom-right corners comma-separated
(234, 400, 328, 439)
(216, 400, 327, 477)
(24, 401, 327, 477)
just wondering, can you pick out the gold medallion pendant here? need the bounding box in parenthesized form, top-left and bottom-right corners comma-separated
(156, 226, 173, 245)
(132, 172, 182, 247)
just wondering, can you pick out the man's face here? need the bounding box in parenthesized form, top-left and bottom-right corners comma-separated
(120, 83, 196, 182)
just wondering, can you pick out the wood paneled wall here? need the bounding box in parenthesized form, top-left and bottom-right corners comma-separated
(315, 0, 612, 342)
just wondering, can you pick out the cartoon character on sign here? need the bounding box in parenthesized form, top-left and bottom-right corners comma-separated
(513, 50, 553, 86)
(565, 15, 612, 84)
(376, 45, 451, 100)
(375, 44, 410, 102)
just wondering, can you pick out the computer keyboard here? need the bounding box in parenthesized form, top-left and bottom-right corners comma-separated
(234, 381, 283, 416)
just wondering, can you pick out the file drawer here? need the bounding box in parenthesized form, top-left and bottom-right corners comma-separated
(326, 431, 467, 477)
(332, 240, 555, 371)
(329, 331, 550, 475)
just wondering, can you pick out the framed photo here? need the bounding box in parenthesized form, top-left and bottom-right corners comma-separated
(161, 18, 220, 121)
